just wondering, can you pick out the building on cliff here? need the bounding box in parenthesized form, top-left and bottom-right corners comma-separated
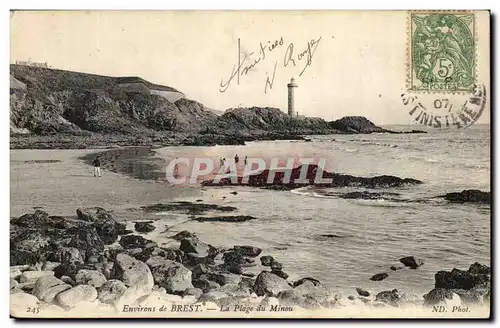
(116, 76, 185, 102)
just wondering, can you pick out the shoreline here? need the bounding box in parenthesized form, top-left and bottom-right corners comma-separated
(10, 204, 491, 318)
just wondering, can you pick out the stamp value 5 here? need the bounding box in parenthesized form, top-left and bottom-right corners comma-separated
(409, 12, 476, 93)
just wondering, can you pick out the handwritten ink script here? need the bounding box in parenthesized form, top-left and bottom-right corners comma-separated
(219, 37, 322, 94)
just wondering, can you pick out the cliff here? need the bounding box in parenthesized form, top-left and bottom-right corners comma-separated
(10, 65, 216, 136)
(10, 65, 424, 148)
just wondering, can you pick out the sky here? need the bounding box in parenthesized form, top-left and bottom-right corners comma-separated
(10, 10, 490, 125)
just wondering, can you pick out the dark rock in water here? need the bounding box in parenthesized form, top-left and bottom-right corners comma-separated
(223, 261, 243, 275)
(254, 271, 292, 297)
(375, 289, 401, 307)
(192, 215, 257, 223)
(233, 245, 262, 257)
(98, 279, 127, 305)
(260, 255, 274, 267)
(329, 116, 391, 134)
(442, 189, 490, 204)
(141, 202, 237, 214)
(293, 277, 321, 287)
(180, 237, 210, 257)
(423, 288, 455, 306)
(230, 191, 238, 195)
(435, 268, 489, 290)
(399, 256, 424, 269)
(356, 287, 370, 297)
(171, 230, 197, 241)
(348, 295, 355, 301)
(134, 222, 156, 233)
(76, 207, 127, 244)
(119, 234, 156, 249)
(271, 261, 283, 272)
(337, 191, 399, 200)
(469, 262, 491, 275)
(370, 273, 389, 281)
(271, 270, 289, 280)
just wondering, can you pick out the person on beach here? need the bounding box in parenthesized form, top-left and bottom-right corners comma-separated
(244, 156, 248, 166)
(92, 155, 102, 177)
(235, 154, 240, 164)
(219, 157, 224, 168)
(173, 157, 179, 178)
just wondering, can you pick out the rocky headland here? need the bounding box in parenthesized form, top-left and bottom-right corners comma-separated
(10, 206, 490, 318)
(10, 65, 426, 149)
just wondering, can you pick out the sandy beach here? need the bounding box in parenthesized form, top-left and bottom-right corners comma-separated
(10, 148, 200, 218)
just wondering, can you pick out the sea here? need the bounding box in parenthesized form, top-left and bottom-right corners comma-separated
(146, 124, 490, 297)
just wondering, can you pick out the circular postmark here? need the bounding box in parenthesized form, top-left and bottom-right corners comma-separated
(401, 84, 486, 129)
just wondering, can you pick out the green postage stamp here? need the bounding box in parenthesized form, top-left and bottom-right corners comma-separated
(409, 12, 476, 93)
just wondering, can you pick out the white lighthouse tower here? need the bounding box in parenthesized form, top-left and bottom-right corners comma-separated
(287, 77, 298, 116)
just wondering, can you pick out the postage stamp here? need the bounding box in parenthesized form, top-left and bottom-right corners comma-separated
(9, 10, 490, 320)
(408, 11, 476, 93)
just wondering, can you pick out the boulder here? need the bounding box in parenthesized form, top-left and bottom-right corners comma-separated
(10, 292, 40, 315)
(277, 280, 332, 309)
(390, 263, 405, 271)
(134, 247, 184, 263)
(293, 277, 321, 287)
(468, 262, 490, 275)
(65, 225, 105, 260)
(55, 285, 98, 309)
(375, 289, 401, 307)
(119, 235, 156, 249)
(435, 268, 489, 290)
(222, 251, 246, 265)
(10, 210, 52, 228)
(9, 229, 52, 265)
(98, 280, 128, 305)
(171, 230, 197, 241)
(75, 269, 107, 288)
(206, 272, 242, 286)
(423, 288, 461, 307)
(370, 273, 389, 281)
(183, 287, 203, 299)
(271, 270, 289, 280)
(260, 255, 274, 267)
(53, 261, 85, 280)
(112, 253, 154, 291)
(271, 261, 283, 272)
(254, 271, 292, 297)
(32, 275, 71, 302)
(452, 288, 488, 305)
(442, 190, 490, 204)
(51, 247, 84, 265)
(60, 276, 75, 286)
(134, 222, 156, 233)
(42, 261, 61, 271)
(356, 287, 370, 297)
(19, 271, 54, 283)
(10, 268, 22, 280)
(399, 256, 424, 269)
(180, 237, 210, 257)
(233, 245, 262, 257)
(192, 277, 220, 292)
(148, 259, 193, 294)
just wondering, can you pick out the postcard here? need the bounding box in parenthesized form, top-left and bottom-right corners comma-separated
(10, 10, 490, 319)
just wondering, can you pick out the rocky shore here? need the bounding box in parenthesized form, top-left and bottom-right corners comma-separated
(10, 207, 490, 318)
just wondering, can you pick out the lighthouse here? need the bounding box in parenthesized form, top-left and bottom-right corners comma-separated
(287, 77, 298, 116)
